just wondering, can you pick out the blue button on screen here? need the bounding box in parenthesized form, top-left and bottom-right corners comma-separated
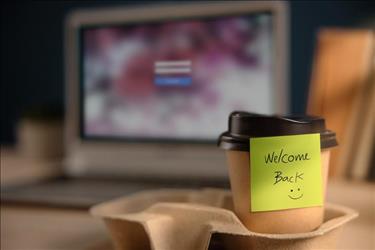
(154, 76, 192, 86)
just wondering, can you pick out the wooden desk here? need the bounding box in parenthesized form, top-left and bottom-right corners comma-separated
(325, 181, 375, 249)
(1, 149, 375, 249)
(1, 206, 111, 250)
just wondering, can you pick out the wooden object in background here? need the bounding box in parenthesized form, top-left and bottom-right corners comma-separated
(307, 29, 374, 178)
(349, 68, 375, 180)
(0, 147, 62, 186)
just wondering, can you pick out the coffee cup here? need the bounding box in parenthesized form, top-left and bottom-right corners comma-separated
(218, 111, 337, 234)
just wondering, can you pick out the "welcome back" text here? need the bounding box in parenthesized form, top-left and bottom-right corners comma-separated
(264, 149, 311, 164)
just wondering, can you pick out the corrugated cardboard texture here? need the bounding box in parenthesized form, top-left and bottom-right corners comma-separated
(90, 189, 358, 250)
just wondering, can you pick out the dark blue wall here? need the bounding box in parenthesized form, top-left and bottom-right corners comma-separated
(1, 1, 374, 144)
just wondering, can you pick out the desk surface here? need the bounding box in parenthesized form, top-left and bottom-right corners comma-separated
(1, 149, 375, 250)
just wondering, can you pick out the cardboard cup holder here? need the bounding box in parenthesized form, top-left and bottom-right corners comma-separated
(90, 188, 358, 250)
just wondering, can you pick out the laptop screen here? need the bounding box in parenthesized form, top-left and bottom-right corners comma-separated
(80, 12, 274, 141)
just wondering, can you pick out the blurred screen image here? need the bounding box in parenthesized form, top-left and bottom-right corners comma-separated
(81, 13, 273, 140)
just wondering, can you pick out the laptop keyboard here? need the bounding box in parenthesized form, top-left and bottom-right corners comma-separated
(1, 178, 229, 209)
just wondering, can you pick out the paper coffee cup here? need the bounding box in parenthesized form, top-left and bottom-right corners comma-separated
(218, 111, 337, 234)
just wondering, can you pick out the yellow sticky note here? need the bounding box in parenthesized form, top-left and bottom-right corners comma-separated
(250, 134, 322, 212)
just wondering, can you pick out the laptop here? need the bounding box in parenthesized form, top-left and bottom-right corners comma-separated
(2, 1, 289, 208)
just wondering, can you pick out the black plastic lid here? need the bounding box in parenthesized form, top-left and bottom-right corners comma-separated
(218, 111, 338, 151)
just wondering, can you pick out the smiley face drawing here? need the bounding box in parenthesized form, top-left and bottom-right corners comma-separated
(288, 187, 303, 200)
